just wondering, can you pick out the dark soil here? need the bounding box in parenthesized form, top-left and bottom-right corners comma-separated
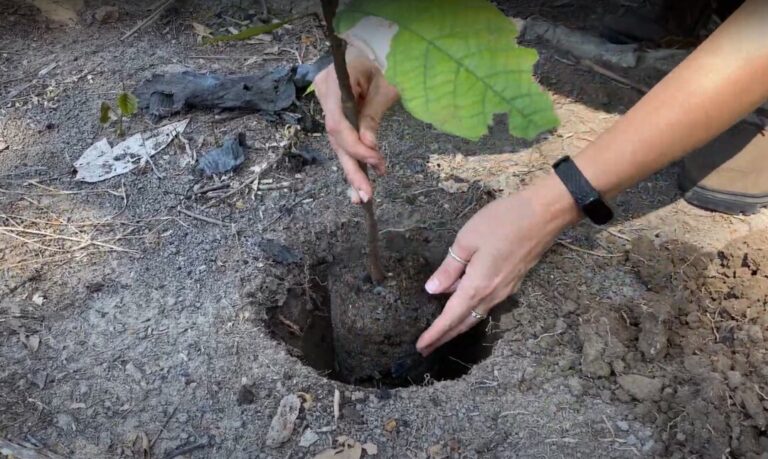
(329, 232, 443, 384)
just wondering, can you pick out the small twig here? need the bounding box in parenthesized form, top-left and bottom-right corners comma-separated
(151, 388, 188, 449)
(277, 314, 304, 336)
(0, 439, 65, 459)
(121, 0, 175, 40)
(605, 228, 631, 241)
(0, 226, 137, 253)
(257, 181, 291, 191)
(178, 208, 228, 226)
(580, 59, 650, 93)
(162, 441, 209, 459)
(193, 183, 230, 195)
(556, 240, 622, 258)
(532, 329, 565, 343)
(202, 174, 260, 209)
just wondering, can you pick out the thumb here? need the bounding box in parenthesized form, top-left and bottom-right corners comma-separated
(425, 245, 471, 295)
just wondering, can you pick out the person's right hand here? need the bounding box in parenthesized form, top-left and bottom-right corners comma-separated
(314, 52, 399, 203)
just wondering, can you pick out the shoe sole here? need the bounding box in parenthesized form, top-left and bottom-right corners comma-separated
(681, 179, 768, 216)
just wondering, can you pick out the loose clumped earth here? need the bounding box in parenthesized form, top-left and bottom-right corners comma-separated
(2, 1, 768, 458)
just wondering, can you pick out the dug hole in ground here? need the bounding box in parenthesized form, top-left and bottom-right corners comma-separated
(2, 0, 768, 458)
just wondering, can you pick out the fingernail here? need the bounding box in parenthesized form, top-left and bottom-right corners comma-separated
(358, 190, 369, 203)
(425, 277, 439, 294)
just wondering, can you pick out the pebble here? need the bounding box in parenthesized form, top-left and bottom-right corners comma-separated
(726, 371, 744, 389)
(615, 421, 629, 432)
(617, 374, 663, 401)
(567, 376, 584, 397)
(746, 325, 764, 343)
(626, 434, 639, 446)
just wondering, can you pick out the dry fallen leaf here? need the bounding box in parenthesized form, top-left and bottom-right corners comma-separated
(297, 392, 315, 410)
(190, 21, 213, 38)
(20, 333, 40, 353)
(313, 437, 363, 459)
(32, 292, 45, 306)
(384, 418, 397, 433)
(131, 432, 150, 459)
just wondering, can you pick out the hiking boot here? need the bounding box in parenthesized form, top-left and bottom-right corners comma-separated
(680, 120, 768, 215)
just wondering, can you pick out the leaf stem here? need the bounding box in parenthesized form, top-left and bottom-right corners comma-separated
(320, 0, 385, 284)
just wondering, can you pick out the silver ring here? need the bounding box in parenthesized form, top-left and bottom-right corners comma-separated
(470, 309, 487, 321)
(448, 247, 469, 266)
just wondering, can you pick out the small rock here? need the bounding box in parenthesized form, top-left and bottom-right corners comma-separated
(737, 387, 767, 429)
(726, 371, 744, 389)
(580, 325, 611, 378)
(298, 429, 319, 447)
(615, 420, 629, 431)
(642, 440, 655, 452)
(93, 6, 119, 23)
(626, 434, 639, 446)
(265, 394, 301, 448)
(675, 432, 686, 442)
(56, 413, 75, 431)
(617, 374, 663, 401)
(350, 391, 365, 401)
(637, 300, 671, 361)
(746, 325, 764, 343)
(0, 138, 8, 151)
(567, 376, 584, 397)
(176, 412, 188, 423)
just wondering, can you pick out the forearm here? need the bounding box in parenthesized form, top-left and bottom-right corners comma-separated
(537, 0, 768, 226)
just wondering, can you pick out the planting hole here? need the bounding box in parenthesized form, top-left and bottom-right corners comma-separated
(265, 232, 515, 388)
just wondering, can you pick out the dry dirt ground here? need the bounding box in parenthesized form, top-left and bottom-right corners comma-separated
(2, 1, 768, 458)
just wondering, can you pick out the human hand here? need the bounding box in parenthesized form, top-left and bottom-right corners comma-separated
(314, 51, 399, 203)
(416, 175, 581, 355)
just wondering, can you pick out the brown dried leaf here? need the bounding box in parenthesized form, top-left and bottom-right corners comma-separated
(384, 418, 397, 433)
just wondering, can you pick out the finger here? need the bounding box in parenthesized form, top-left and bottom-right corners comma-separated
(358, 77, 399, 151)
(420, 312, 485, 356)
(416, 284, 480, 355)
(332, 139, 373, 203)
(332, 120, 386, 174)
(424, 244, 472, 294)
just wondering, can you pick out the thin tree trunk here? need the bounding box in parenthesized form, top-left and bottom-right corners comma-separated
(319, 0, 385, 284)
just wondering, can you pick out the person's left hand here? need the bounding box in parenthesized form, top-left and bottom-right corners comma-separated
(416, 178, 579, 356)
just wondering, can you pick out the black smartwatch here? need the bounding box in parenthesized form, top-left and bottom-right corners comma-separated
(552, 156, 613, 225)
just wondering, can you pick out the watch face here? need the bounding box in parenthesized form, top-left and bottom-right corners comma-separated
(583, 198, 614, 225)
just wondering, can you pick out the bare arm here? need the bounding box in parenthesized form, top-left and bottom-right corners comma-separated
(545, 0, 768, 227)
(418, 0, 768, 354)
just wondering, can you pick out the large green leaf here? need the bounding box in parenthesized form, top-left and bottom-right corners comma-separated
(336, 0, 558, 140)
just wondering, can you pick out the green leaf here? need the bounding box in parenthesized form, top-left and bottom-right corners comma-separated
(204, 15, 306, 44)
(303, 82, 316, 96)
(99, 101, 112, 124)
(116, 92, 138, 117)
(336, 0, 558, 140)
